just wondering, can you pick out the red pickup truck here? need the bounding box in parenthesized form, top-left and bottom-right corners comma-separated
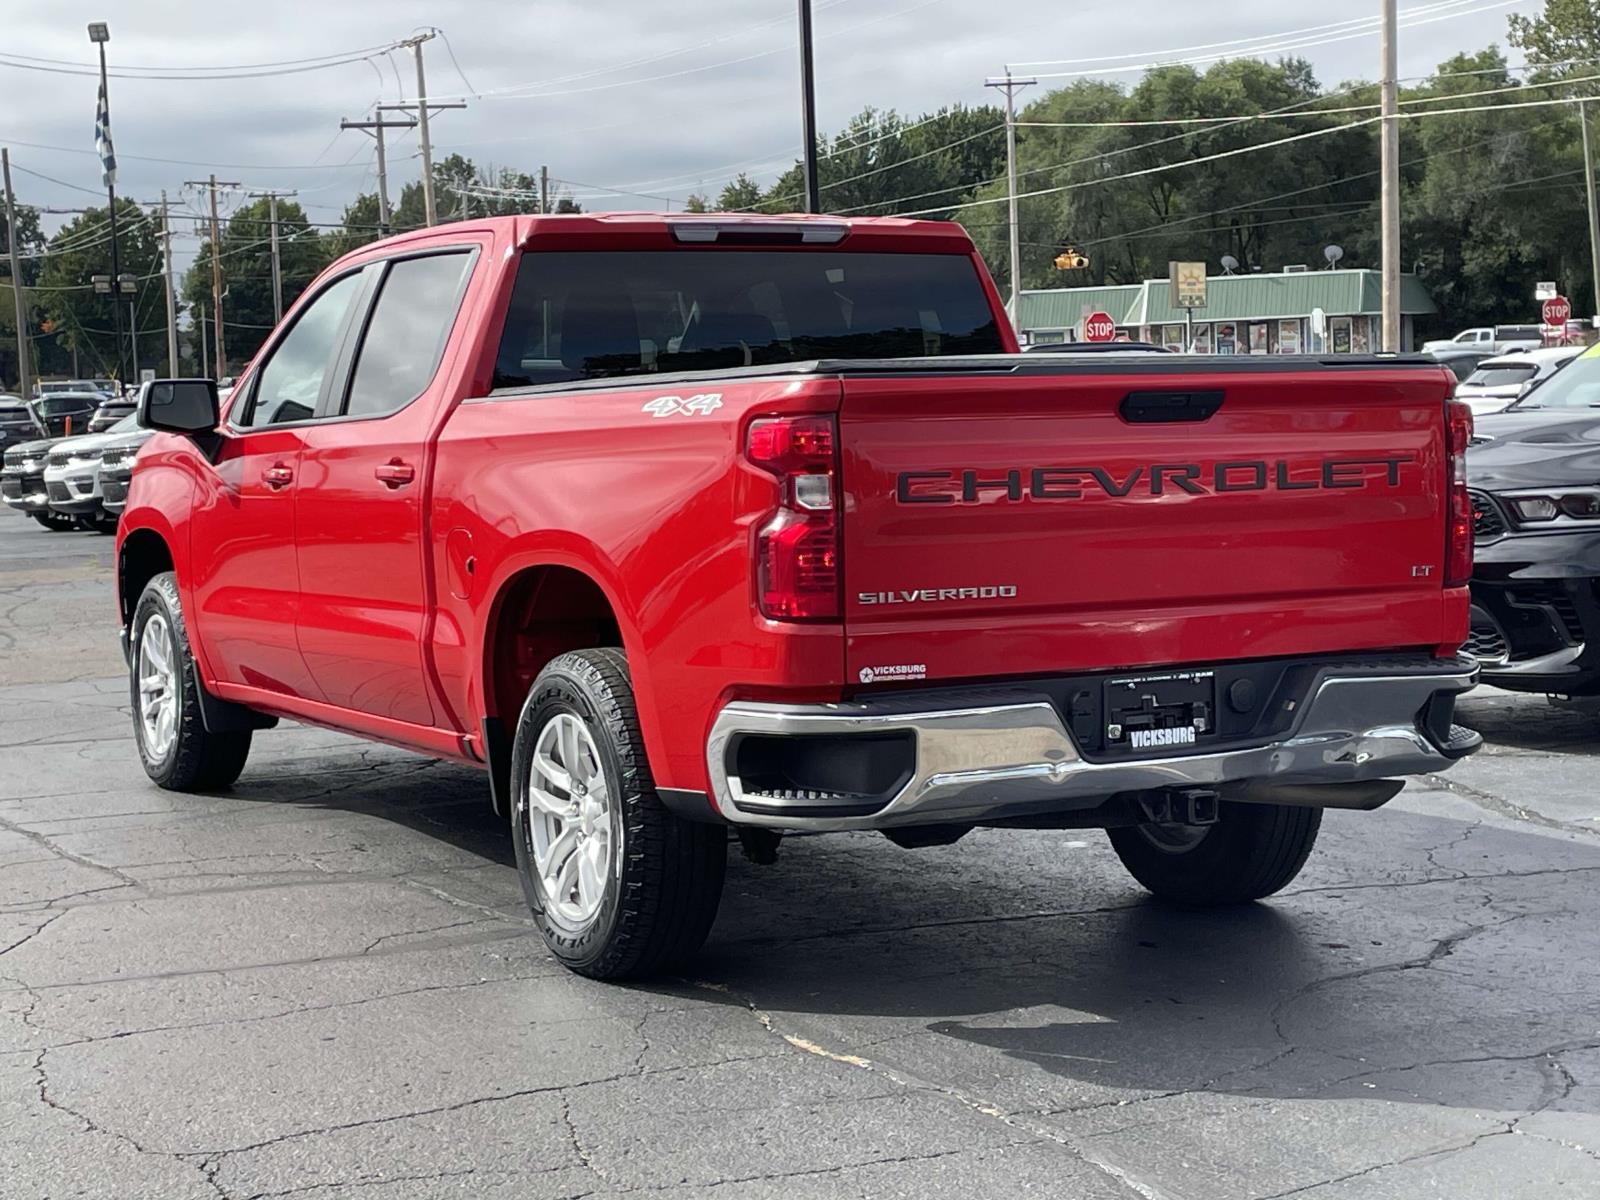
(118, 213, 1480, 979)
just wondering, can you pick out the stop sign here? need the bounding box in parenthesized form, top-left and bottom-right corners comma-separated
(1083, 311, 1117, 343)
(1543, 295, 1572, 326)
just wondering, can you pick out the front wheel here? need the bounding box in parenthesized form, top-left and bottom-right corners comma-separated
(129, 572, 252, 791)
(1107, 800, 1321, 905)
(32, 512, 77, 531)
(510, 648, 726, 980)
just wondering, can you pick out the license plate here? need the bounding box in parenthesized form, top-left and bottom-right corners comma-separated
(1103, 669, 1216, 753)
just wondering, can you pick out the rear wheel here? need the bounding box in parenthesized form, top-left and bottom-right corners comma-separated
(510, 648, 726, 980)
(130, 572, 252, 791)
(1107, 800, 1321, 905)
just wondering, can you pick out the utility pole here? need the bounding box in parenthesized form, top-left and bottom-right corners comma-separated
(2, 148, 33, 400)
(986, 71, 1036, 320)
(160, 190, 178, 374)
(540, 164, 549, 214)
(341, 112, 415, 235)
(1380, 0, 1401, 351)
(249, 189, 296, 323)
(797, 0, 821, 212)
(186, 175, 239, 378)
(379, 94, 465, 228)
(197, 302, 208, 379)
(1581, 101, 1600, 320)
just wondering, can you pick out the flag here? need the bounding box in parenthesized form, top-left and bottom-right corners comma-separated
(94, 79, 116, 189)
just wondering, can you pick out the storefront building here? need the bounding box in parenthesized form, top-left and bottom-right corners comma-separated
(1017, 269, 1438, 353)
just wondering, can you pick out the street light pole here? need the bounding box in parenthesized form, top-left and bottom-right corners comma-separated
(1379, 0, 1402, 352)
(89, 21, 128, 384)
(797, 0, 821, 213)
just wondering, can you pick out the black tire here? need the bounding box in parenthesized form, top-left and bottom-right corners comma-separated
(32, 512, 77, 531)
(129, 571, 252, 791)
(1107, 801, 1322, 905)
(509, 648, 726, 980)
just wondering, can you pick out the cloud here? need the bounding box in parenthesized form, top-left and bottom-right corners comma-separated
(2, 0, 1525, 245)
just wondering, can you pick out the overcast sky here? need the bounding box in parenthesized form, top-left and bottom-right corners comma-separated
(2, 0, 1532, 256)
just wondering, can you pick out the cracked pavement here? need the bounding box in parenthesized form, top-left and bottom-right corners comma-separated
(3, 504, 1600, 1199)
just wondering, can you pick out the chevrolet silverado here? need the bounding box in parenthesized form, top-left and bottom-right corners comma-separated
(117, 213, 1480, 980)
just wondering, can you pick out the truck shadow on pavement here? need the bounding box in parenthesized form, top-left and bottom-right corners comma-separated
(223, 744, 1600, 1122)
(672, 812, 1600, 1120)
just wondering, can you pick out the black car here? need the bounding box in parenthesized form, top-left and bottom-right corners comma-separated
(1426, 346, 1499, 383)
(96, 429, 154, 514)
(1466, 347, 1600, 696)
(0, 395, 43, 452)
(88, 397, 138, 433)
(31, 392, 101, 437)
(0, 437, 74, 529)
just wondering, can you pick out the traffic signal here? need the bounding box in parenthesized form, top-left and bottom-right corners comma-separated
(1055, 247, 1089, 271)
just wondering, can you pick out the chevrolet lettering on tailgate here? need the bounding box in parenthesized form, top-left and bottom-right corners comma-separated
(896, 456, 1415, 504)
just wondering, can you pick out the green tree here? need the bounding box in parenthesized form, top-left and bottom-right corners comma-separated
(1509, 0, 1600, 74)
(758, 105, 1006, 219)
(1, 201, 46, 388)
(36, 199, 166, 380)
(716, 174, 765, 212)
(182, 198, 336, 369)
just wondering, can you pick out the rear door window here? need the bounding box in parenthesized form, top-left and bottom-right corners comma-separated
(492, 250, 1005, 389)
(342, 252, 474, 418)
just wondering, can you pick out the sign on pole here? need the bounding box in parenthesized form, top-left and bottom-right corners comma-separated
(1170, 261, 1208, 309)
(1543, 295, 1572, 328)
(1536, 281, 1559, 301)
(1083, 311, 1117, 343)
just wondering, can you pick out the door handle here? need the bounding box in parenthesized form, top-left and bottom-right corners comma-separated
(262, 463, 294, 489)
(374, 459, 415, 488)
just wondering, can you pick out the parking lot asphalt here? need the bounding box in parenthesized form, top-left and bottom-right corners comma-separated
(3, 502, 1600, 1200)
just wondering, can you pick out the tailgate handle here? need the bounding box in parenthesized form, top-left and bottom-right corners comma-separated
(1119, 390, 1224, 424)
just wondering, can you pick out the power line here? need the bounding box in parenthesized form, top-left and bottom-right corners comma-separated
(0, 45, 403, 82)
(1006, 0, 1484, 70)
(1018, 0, 1524, 81)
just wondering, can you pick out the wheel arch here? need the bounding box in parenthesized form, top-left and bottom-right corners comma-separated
(476, 552, 653, 819)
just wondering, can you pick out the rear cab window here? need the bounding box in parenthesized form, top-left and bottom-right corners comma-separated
(1466, 366, 1537, 388)
(491, 250, 1006, 390)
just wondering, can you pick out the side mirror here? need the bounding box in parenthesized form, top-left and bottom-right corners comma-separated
(138, 379, 219, 435)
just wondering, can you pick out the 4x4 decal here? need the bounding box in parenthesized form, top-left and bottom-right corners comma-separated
(642, 393, 723, 418)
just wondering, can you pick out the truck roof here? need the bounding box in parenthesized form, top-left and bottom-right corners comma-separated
(343, 212, 979, 259)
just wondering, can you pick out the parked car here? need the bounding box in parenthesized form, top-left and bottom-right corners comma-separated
(1423, 325, 1544, 354)
(1424, 346, 1499, 382)
(88, 396, 139, 433)
(0, 394, 44, 452)
(1, 438, 75, 529)
(1453, 346, 1583, 416)
(31, 391, 101, 437)
(118, 213, 1479, 981)
(97, 429, 153, 515)
(37, 378, 116, 398)
(1467, 344, 1600, 695)
(42, 415, 140, 533)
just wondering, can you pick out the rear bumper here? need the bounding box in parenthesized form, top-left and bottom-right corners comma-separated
(705, 656, 1480, 831)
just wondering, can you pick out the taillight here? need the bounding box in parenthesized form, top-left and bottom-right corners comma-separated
(1446, 398, 1473, 587)
(747, 414, 840, 621)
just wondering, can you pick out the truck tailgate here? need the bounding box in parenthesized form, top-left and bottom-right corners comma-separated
(839, 362, 1458, 685)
